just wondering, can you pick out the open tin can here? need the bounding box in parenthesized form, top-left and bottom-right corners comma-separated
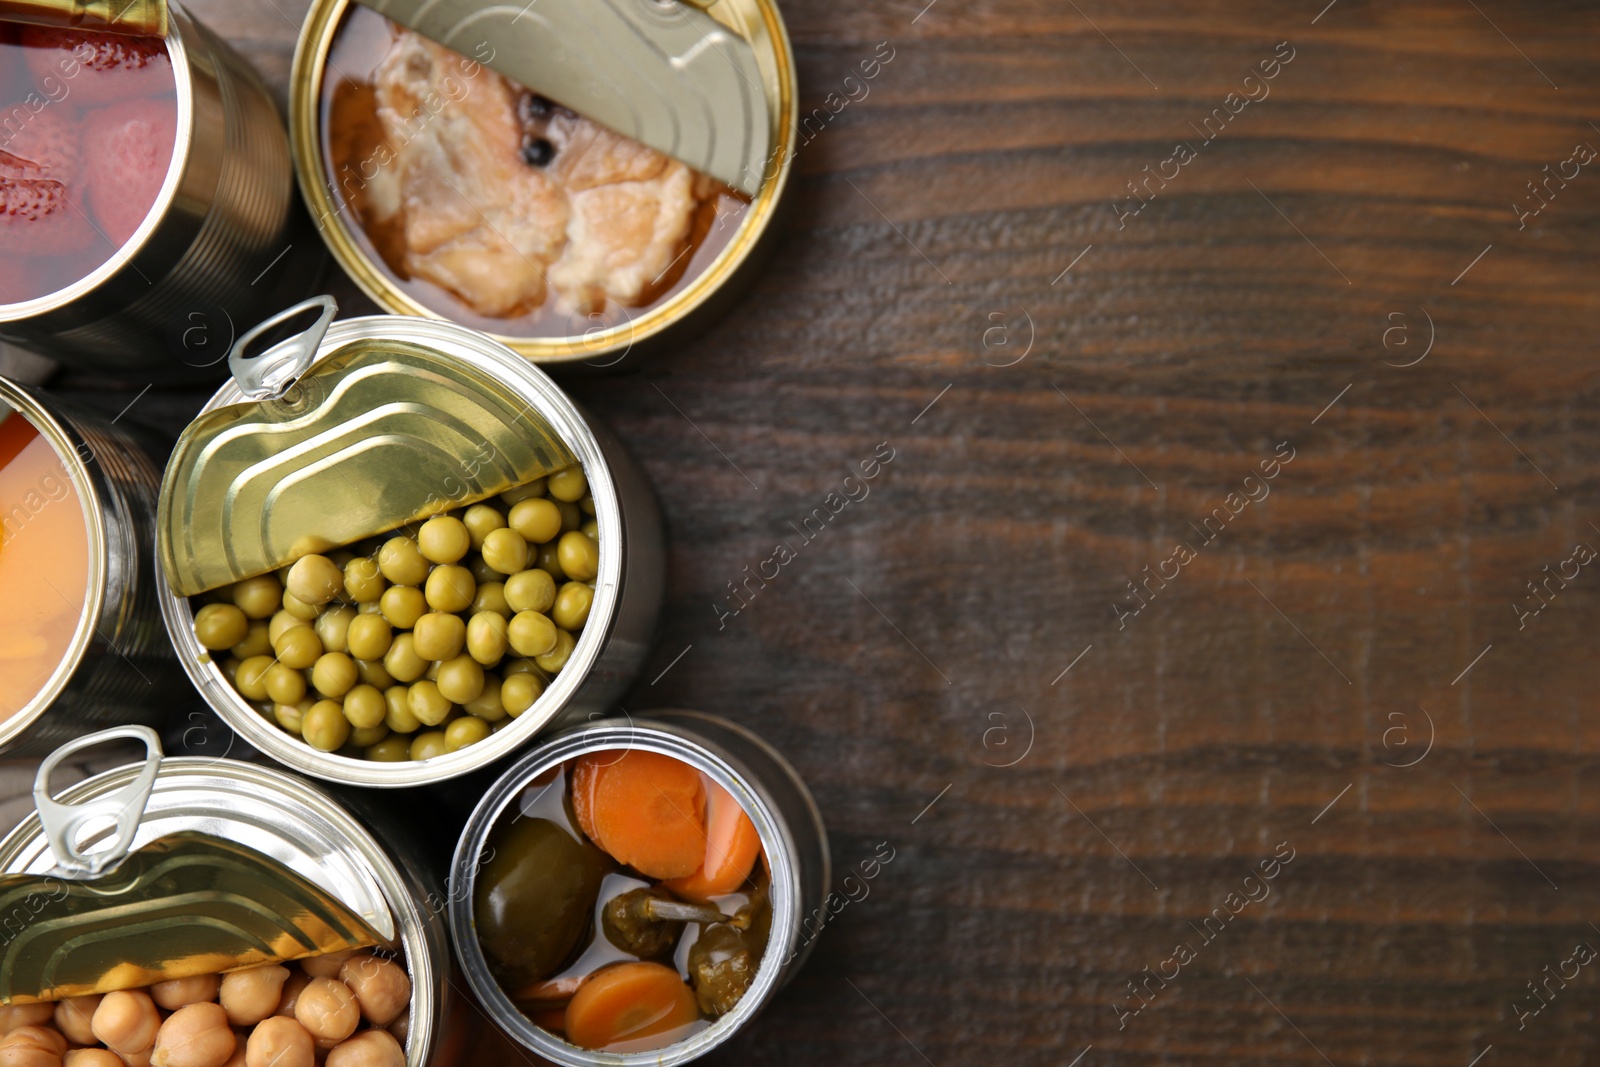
(0, 377, 177, 757)
(0, 1, 322, 378)
(0, 726, 468, 1064)
(287, 0, 796, 368)
(448, 712, 828, 1064)
(155, 298, 664, 787)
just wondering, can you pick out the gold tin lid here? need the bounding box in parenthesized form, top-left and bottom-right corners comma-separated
(157, 297, 578, 597)
(0, 0, 167, 37)
(289, 0, 797, 366)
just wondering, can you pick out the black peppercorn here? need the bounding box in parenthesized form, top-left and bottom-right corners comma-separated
(521, 137, 555, 166)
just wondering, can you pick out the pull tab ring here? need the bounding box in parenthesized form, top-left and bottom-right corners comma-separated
(34, 726, 163, 878)
(228, 295, 338, 401)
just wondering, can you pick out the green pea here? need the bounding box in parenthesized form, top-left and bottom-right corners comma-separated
(445, 716, 491, 752)
(418, 514, 471, 564)
(507, 611, 557, 658)
(551, 582, 594, 632)
(194, 603, 249, 651)
(302, 699, 351, 752)
(505, 569, 555, 614)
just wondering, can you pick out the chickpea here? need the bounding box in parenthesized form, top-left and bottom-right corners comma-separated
(479, 528, 528, 576)
(387, 1010, 409, 1045)
(555, 499, 582, 533)
(507, 611, 557, 658)
(411, 613, 465, 662)
(342, 557, 386, 604)
(434, 655, 484, 704)
(345, 615, 393, 662)
(556, 531, 599, 582)
(220, 965, 290, 1027)
(229, 621, 272, 660)
(406, 681, 452, 727)
(378, 586, 426, 631)
(546, 465, 587, 502)
(311, 653, 358, 699)
(233, 656, 274, 703)
(92, 990, 161, 1056)
(532, 542, 565, 582)
(301, 700, 351, 752)
(231, 575, 282, 620)
(551, 582, 594, 631)
(507, 498, 561, 545)
(293, 980, 358, 1043)
(534, 628, 576, 674)
(349, 723, 389, 747)
(0, 1027, 65, 1067)
(464, 611, 507, 666)
(356, 658, 394, 690)
(150, 1002, 234, 1067)
(409, 731, 448, 761)
(325, 1029, 404, 1067)
(55, 994, 102, 1044)
(471, 582, 510, 618)
(338, 956, 410, 1026)
(503, 569, 555, 614)
(342, 684, 387, 729)
(461, 504, 505, 549)
(274, 699, 311, 736)
(424, 565, 475, 614)
(366, 736, 410, 762)
(499, 479, 545, 505)
(383, 686, 421, 733)
(243, 1017, 312, 1067)
(301, 950, 360, 980)
(66, 1052, 124, 1067)
(376, 538, 427, 587)
(417, 515, 470, 564)
(382, 634, 427, 684)
(444, 716, 490, 752)
(274, 972, 311, 1019)
(268, 610, 308, 646)
(463, 674, 507, 722)
(500, 672, 542, 717)
(152, 974, 220, 1010)
(263, 663, 307, 707)
(0, 1003, 56, 1033)
(272, 627, 322, 671)
(194, 604, 250, 651)
(314, 607, 356, 655)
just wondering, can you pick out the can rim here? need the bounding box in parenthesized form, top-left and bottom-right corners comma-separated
(0, 380, 108, 748)
(286, 0, 798, 364)
(0, 1, 198, 317)
(446, 716, 805, 1066)
(154, 314, 628, 787)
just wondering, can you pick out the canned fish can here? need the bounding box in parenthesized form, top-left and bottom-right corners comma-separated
(0, 377, 177, 757)
(0, 731, 466, 1065)
(288, 0, 796, 368)
(0, 1, 324, 378)
(448, 712, 828, 1064)
(155, 300, 664, 787)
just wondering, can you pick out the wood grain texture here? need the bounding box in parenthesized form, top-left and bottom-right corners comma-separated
(49, 0, 1600, 1063)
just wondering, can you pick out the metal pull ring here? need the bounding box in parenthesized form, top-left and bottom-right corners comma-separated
(228, 295, 338, 401)
(34, 726, 163, 878)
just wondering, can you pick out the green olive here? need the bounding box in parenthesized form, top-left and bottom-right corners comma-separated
(418, 514, 471, 564)
(312, 652, 358, 699)
(343, 557, 387, 603)
(425, 565, 476, 613)
(346, 614, 393, 662)
(234, 656, 275, 702)
(379, 586, 427, 630)
(501, 672, 542, 717)
(464, 675, 507, 722)
(534, 628, 576, 674)
(194, 603, 250, 651)
(434, 654, 485, 705)
(409, 731, 448, 761)
(445, 716, 490, 752)
(342, 684, 387, 729)
(287, 555, 344, 606)
(551, 582, 594, 632)
(356, 658, 394, 689)
(407, 680, 453, 726)
(504, 569, 556, 614)
(508, 498, 562, 545)
(274, 698, 311, 735)
(507, 611, 557, 658)
(556, 500, 583, 534)
(273, 627, 323, 671)
(263, 663, 307, 706)
(302, 699, 351, 752)
(462, 504, 506, 549)
(547, 466, 588, 503)
(384, 685, 421, 733)
(314, 606, 356, 654)
(349, 723, 389, 748)
(499, 479, 545, 505)
(230, 620, 272, 660)
(556, 532, 599, 583)
(481, 528, 529, 576)
(472, 582, 511, 618)
(232, 575, 283, 620)
(378, 537, 429, 586)
(413, 613, 466, 661)
(465, 612, 508, 666)
(281, 591, 321, 621)
(581, 519, 599, 540)
(367, 736, 411, 762)
(533, 542, 565, 582)
(383, 633, 428, 683)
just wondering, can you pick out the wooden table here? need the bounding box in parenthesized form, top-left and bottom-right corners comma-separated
(45, 0, 1600, 1063)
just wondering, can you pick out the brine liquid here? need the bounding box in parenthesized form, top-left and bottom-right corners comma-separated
(0, 25, 178, 304)
(0, 410, 89, 717)
(319, 6, 751, 339)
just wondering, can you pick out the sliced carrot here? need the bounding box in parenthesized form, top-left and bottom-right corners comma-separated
(509, 974, 587, 1007)
(663, 778, 763, 902)
(530, 1006, 568, 1033)
(563, 962, 699, 1051)
(570, 751, 706, 878)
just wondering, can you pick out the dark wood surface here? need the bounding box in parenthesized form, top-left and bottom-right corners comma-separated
(46, 0, 1600, 1064)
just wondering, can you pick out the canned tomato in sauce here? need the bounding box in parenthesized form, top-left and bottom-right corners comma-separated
(288, 0, 796, 367)
(0, 377, 176, 757)
(0, 2, 323, 378)
(155, 298, 664, 787)
(448, 712, 828, 1065)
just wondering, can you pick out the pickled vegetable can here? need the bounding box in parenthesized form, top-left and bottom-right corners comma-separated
(287, 0, 797, 368)
(154, 300, 665, 787)
(0, 1, 323, 378)
(448, 712, 829, 1064)
(0, 377, 178, 757)
(0, 728, 470, 1065)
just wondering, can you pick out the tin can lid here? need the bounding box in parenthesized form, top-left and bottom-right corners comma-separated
(0, 0, 167, 36)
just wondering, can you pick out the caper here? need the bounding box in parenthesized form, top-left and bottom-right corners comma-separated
(302, 699, 351, 752)
(504, 569, 555, 614)
(273, 626, 323, 670)
(601, 887, 684, 961)
(534, 628, 575, 674)
(382, 633, 428, 683)
(409, 731, 448, 761)
(287, 555, 344, 605)
(378, 537, 429, 586)
(499, 479, 545, 505)
(418, 514, 471, 564)
(435, 655, 485, 705)
(407, 680, 453, 726)
(412, 612, 466, 661)
(481, 528, 529, 575)
(508, 498, 562, 545)
(444, 716, 490, 752)
(343, 683, 387, 729)
(263, 663, 307, 706)
(501, 672, 542, 717)
(232, 575, 283, 620)
(315, 606, 356, 654)
(234, 656, 275, 701)
(462, 504, 506, 549)
(346, 614, 393, 662)
(194, 603, 250, 651)
(556, 531, 599, 582)
(230, 620, 272, 660)
(281, 591, 322, 621)
(688, 923, 757, 1016)
(547, 465, 588, 503)
(472, 581, 511, 618)
(379, 585, 427, 630)
(463, 675, 507, 722)
(367, 736, 411, 762)
(465, 611, 508, 666)
(344, 557, 387, 603)
(551, 582, 594, 631)
(384, 685, 421, 733)
(425, 564, 476, 613)
(507, 611, 557, 658)
(533, 542, 565, 582)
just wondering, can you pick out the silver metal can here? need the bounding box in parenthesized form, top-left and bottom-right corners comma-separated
(447, 711, 829, 1065)
(0, 376, 178, 757)
(155, 301, 665, 787)
(0, 1, 323, 378)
